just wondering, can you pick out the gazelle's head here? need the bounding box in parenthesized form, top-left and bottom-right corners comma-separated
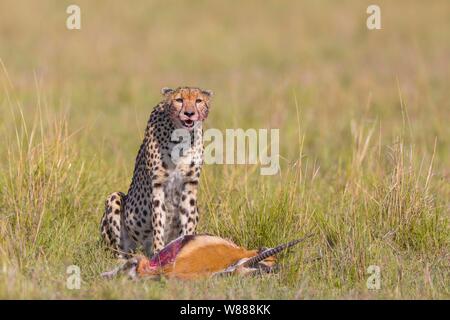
(101, 257, 141, 280)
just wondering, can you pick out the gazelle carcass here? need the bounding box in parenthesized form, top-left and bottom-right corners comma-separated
(101, 233, 312, 280)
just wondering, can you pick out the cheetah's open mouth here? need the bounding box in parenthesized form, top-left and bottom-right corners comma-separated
(181, 119, 195, 128)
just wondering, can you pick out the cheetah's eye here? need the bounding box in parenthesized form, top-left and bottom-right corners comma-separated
(195, 99, 202, 104)
(175, 98, 183, 103)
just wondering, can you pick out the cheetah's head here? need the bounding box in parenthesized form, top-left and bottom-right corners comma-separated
(162, 87, 213, 130)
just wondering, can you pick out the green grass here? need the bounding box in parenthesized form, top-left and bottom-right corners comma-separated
(0, 0, 449, 299)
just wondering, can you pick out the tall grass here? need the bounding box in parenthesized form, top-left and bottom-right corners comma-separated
(0, 71, 449, 299)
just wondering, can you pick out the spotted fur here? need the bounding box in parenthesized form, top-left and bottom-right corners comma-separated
(100, 87, 213, 258)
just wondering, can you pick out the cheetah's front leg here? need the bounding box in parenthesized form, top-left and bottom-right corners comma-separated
(149, 184, 166, 256)
(179, 181, 199, 236)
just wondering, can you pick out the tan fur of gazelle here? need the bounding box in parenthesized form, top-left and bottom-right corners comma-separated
(101, 234, 312, 280)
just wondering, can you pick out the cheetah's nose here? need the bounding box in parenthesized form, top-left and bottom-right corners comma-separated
(184, 111, 195, 118)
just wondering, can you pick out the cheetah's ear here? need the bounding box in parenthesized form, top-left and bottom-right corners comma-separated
(161, 87, 174, 96)
(202, 89, 214, 98)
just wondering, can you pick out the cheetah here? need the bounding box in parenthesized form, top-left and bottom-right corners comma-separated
(100, 87, 213, 258)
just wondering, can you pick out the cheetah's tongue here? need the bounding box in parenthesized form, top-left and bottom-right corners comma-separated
(182, 120, 194, 127)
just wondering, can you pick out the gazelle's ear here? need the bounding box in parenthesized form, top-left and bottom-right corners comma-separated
(201, 89, 214, 98)
(161, 87, 174, 96)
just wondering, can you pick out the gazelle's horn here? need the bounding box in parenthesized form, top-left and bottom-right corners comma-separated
(243, 233, 314, 267)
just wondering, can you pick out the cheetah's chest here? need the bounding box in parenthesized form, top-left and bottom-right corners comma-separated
(163, 169, 184, 239)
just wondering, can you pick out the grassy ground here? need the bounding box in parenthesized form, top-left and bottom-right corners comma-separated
(0, 0, 449, 299)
